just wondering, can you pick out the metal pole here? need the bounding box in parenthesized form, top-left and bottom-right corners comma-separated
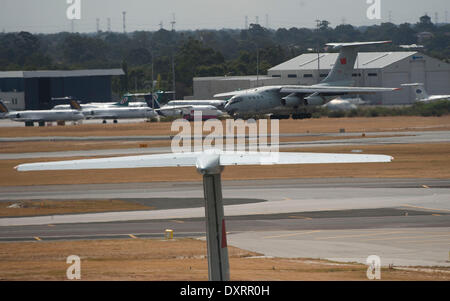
(202, 173, 230, 281)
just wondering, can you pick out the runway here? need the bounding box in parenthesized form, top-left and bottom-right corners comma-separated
(1, 178, 449, 267)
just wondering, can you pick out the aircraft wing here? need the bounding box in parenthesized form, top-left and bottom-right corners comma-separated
(214, 90, 253, 98)
(280, 85, 400, 95)
(15, 151, 392, 172)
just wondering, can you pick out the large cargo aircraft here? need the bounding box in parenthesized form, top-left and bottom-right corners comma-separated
(216, 41, 400, 119)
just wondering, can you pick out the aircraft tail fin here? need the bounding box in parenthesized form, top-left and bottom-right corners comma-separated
(145, 94, 161, 109)
(0, 99, 9, 113)
(69, 99, 82, 110)
(320, 41, 391, 86)
(116, 95, 131, 106)
(401, 83, 429, 101)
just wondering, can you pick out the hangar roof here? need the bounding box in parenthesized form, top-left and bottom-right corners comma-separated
(0, 69, 124, 79)
(269, 52, 417, 72)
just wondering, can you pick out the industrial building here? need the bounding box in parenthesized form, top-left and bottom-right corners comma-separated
(191, 51, 450, 105)
(0, 69, 124, 110)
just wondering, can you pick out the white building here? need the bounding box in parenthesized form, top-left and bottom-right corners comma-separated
(191, 51, 450, 105)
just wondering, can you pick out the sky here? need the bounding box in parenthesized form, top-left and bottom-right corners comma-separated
(0, 0, 449, 33)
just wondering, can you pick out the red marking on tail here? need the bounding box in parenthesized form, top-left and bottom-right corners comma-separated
(221, 219, 227, 248)
(340, 58, 347, 65)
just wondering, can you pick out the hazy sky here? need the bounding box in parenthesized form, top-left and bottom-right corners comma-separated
(0, 0, 449, 33)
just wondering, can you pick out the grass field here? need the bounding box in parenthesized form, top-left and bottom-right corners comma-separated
(1, 239, 449, 281)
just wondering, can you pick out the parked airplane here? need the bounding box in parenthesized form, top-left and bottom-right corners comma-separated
(167, 99, 227, 110)
(69, 100, 157, 123)
(216, 41, 400, 119)
(145, 96, 225, 120)
(122, 91, 227, 110)
(52, 95, 132, 110)
(401, 83, 450, 102)
(0, 99, 84, 126)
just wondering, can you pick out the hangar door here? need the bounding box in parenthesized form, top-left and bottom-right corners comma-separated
(426, 71, 450, 95)
(382, 72, 409, 104)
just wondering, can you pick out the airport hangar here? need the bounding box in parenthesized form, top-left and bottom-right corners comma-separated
(190, 51, 450, 105)
(0, 69, 124, 111)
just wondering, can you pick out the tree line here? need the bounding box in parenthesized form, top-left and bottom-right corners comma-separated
(0, 15, 448, 99)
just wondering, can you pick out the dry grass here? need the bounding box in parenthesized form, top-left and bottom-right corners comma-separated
(1, 116, 449, 138)
(0, 134, 405, 154)
(1, 143, 449, 187)
(0, 199, 153, 217)
(0, 239, 448, 281)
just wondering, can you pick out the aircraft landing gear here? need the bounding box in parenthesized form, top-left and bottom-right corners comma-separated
(292, 113, 312, 119)
(113, 119, 118, 124)
(38, 121, 45, 127)
(270, 115, 290, 119)
(102, 120, 107, 124)
(24, 121, 34, 127)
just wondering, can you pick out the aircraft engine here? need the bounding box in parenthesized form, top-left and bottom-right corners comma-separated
(281, 93, 303, 107)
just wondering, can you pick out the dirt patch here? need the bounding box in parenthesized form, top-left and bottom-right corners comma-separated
(0, 134, 405, 154)
(0, 239, 448, 281)
(1, 143, 449, 187)
(1, 116, 449, 138)
(0, 199, 153, 217)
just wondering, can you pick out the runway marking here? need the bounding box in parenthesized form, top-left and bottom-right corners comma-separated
(315, 231, 404, 240)
(401, 204, 450, 213)
(263, 230, 321, 239)
(361, 233, 450, 242)
(170, 220, 185, 224)
(288, 215, 313, 220)
(34, 237, 42, 241)
(128, 234, 137, 239)
(432, 214, 442, 216)
(422, 185, 430, 189)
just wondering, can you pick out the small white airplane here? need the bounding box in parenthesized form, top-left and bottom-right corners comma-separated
(52, 95, 134, 110)
(167, 99, 227, 110)
(69, 100, 157, 123)
(0, 99, 84, 126)
(401, 83, 450, 103)
(145, 95, 225, 121)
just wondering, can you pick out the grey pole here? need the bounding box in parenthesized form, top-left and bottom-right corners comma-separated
(202, 173, 229, 281)
(196, 153, 230, 281)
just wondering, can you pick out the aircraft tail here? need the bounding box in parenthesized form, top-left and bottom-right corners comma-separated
(116, 95, 131, 106)
(401, 83, 429, 101)
(145, 94, 161, 109)
(0, 99, 9, 113)
(69, 99, 82, 110)
(320, 41, 391, 86)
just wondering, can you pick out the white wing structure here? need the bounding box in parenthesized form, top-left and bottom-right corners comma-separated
(15, 151, 393, 172)
(14, 150, 392, 282)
